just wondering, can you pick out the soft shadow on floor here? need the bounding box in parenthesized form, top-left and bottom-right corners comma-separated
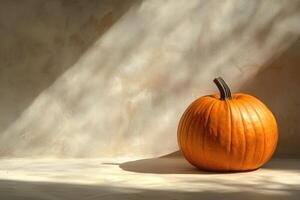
(119, 151, 243, 174)
(119, 151, 211, 174)
(119, 151, 300, 174)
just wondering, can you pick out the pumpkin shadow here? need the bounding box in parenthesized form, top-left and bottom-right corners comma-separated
(120, 151, 300, 174)
(119, 151, 254, 174)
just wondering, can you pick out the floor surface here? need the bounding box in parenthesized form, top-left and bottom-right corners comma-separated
(0, 155, 299, 200)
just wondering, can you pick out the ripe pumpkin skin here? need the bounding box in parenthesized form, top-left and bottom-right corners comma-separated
(177, 80, 278, 172)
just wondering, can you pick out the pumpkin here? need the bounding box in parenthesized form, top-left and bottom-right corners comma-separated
(177, 77, 278, 172)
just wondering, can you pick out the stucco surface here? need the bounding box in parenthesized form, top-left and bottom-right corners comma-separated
(0, 0, 299, 158)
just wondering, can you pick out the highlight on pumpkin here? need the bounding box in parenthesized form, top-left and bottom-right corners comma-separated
(177, 77, 278, 172)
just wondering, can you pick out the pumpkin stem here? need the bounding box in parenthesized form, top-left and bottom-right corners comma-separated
(213, 77, 232, 100)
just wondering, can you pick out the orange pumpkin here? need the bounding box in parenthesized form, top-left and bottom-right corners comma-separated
(177, 77, 278, 172)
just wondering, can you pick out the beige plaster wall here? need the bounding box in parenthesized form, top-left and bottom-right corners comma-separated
(0, 0, 299, 158)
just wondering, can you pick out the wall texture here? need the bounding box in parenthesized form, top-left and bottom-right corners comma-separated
(0, 0, 299, 158)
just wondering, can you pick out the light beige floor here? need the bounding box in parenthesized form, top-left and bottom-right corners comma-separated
(0, 156, 299, 200)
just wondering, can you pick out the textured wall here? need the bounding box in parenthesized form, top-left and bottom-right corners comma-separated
(0, 0, 299, 158)
(242, 40, 300, 156)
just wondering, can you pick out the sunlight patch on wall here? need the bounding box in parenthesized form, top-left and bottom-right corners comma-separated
(0, 0, 299, 158)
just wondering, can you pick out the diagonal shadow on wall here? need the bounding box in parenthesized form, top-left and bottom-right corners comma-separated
(0, 0, 139, 134)
(240, 39, 300, 157)
(0, 0, 299, 158)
